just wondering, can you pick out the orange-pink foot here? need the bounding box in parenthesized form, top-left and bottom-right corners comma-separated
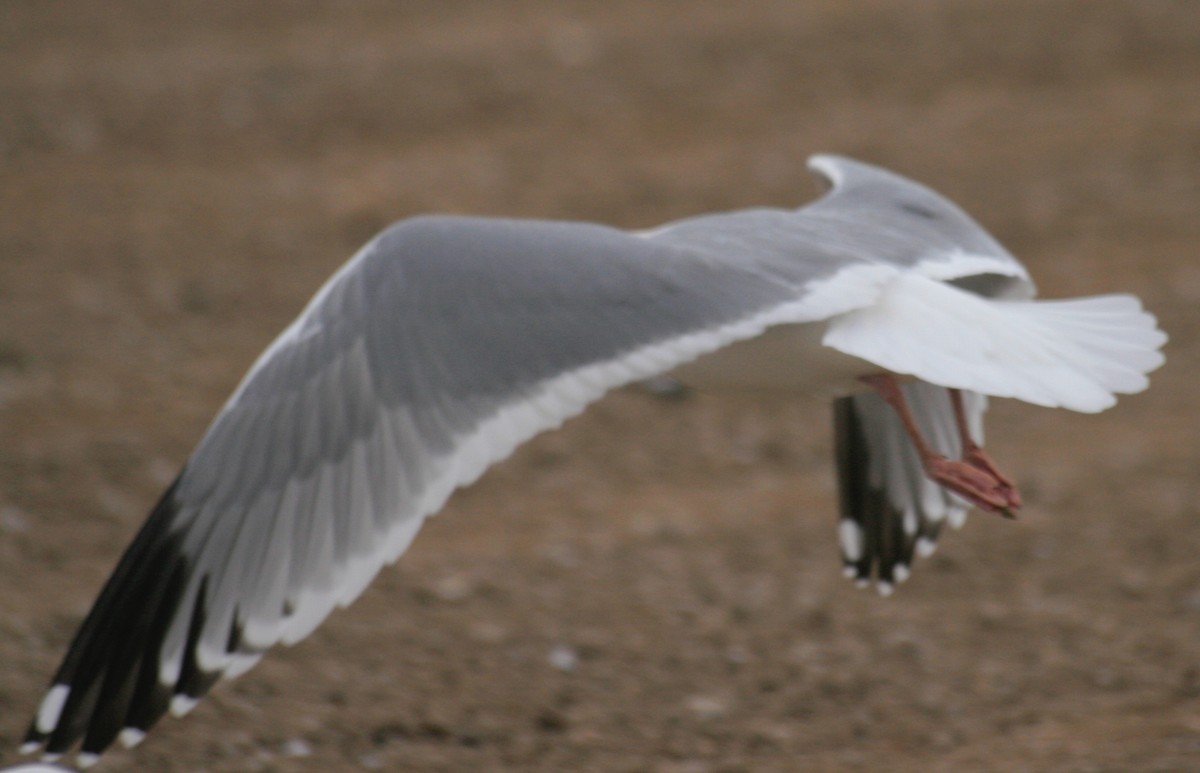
(962, 446, 1023, 510)
(925, 455, 1020, 519)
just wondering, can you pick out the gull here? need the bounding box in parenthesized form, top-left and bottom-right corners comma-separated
(20, 155, 1165, 767)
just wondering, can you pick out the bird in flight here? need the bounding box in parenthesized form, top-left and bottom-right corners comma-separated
(20, 155, 1165, 767)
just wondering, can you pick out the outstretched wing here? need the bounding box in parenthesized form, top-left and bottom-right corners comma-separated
(22, 217, 788, 761)
(22, 155, 1042, 764)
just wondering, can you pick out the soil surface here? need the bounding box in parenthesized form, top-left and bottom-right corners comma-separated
(2, 3, 1199, 771)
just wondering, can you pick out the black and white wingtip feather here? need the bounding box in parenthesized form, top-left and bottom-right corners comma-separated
(834, 383, 983, 595)
(21, 478, 227, 764)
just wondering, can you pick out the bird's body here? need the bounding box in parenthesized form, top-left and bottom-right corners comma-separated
(20, 155, 1165, 767)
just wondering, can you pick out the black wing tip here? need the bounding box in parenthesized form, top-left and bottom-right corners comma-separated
(833, 395, 949, 596)
(24, 474, 204, 763)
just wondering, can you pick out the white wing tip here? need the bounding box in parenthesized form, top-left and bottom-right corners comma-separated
(838, 519, 865, 563)
(169, 694, 198, 718)
(119, 727, 147, 749)
(34, 685, 70, 735)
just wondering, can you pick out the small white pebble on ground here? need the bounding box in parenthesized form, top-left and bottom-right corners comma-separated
(281, 738, 313, 757)
(548, 644, 578, 672)
(684, 694, 727, 720)
(431, 574, 473, 602)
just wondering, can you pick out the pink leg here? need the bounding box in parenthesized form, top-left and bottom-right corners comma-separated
(947, 388, 1022, 509)
(860, 375, 1021, 518)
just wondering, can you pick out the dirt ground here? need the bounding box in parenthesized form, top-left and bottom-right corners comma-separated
(1, 2, 1199, 771)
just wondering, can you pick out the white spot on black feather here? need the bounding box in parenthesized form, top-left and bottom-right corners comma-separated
(838, 519, 864, 562)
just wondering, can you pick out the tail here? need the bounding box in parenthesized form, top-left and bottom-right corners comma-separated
(823, 273, 1167, 411)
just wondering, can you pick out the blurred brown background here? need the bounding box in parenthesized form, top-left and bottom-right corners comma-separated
(1, 2, 1198, 771)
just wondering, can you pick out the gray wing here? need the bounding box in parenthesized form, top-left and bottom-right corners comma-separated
(24, 217, 799, 761)
(644, 155, 1031, 298)
(24, 155, 1034, 763)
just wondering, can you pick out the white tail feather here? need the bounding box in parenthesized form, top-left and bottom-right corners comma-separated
(823, 274, 1166, 412)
